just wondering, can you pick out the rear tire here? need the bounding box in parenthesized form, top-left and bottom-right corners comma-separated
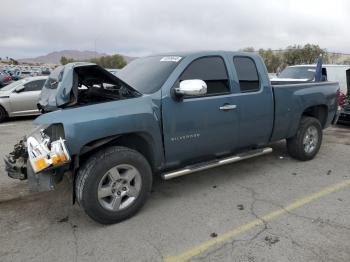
(287, 116, 322, 161)
(75, 146, 152, 224)
(0, 106, 7, 123)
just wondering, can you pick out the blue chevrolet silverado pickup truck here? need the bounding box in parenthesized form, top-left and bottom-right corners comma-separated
(5, 51, 339, 224)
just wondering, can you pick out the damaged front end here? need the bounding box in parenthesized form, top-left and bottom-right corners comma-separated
(5, 63, 140, 192)
(5, 124, 71, 192)
(5, 139, 28, 180)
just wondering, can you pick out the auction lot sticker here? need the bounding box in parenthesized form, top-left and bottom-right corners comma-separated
(160, 56, 182, 62)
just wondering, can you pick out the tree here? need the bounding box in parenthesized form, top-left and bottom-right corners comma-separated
(283, 44, 327, 66)
(241, 47, 255, 52)
(9, 58, 19, 65)
(258, 49, 283, 73)
(60, 56, 75, 65)
(90, 54, 126, 69)
(60, 54, 126, 68)
(327, 53, 341, 64)
(240, 44, 331, 72)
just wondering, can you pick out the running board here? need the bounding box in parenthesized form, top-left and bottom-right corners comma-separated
(161, 147, 273, 180)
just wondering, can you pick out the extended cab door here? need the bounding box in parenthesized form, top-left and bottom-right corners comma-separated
(230, 56, 274, 148)
(162, 56, 240, 167)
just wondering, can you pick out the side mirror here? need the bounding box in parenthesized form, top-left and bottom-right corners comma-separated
(175, 79, 207, 97)
(15, 85, 25, 93)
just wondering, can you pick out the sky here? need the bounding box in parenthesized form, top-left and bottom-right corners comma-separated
(0, 0, 349, 59)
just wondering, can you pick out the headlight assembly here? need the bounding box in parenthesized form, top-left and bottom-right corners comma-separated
(27, 124, 70, 173)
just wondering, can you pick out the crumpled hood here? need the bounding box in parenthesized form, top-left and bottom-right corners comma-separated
(38, 62, 138, 112)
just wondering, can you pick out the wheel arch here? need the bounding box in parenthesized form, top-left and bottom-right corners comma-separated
(77, 132, 159, 173)
(301, 104, 328, 128)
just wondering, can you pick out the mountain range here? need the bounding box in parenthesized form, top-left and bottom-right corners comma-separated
(18, 50, 135, 64)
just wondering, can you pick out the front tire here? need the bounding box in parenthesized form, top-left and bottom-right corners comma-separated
(75, 146, 153, 224)
(287, 116, 322, 161)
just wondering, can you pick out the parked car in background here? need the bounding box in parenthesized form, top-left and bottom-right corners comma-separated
(0, 71, 12, 87)
(0, 76, 47, 122)
(7, 68, 22, 81)
(40, 67, 51, 75)
(272, 64, 350, 95)
(31, 68, 41, 76)
(325, 65, 350, 95)
(268, 73, 277, 79)
(5, 52, 339, 224)
(338, 92, 350, 124)
(20, 68, 33, 78)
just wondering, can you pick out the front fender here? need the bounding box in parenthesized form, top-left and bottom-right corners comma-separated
(35, 96, 164, 166)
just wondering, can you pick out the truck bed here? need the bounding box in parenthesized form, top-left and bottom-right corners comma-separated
(270, 81, 339, 142)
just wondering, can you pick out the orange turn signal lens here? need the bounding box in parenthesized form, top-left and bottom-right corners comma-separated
(51, 155, 60, 165)
(60, 154, 67, 162)
(34, 158, 48, 171)
(50, 153, 68, 166)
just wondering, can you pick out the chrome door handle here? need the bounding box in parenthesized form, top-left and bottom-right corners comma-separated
(219, 104, 237, 111)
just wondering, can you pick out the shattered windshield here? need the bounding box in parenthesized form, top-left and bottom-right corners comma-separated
(117, 55, 182, 94)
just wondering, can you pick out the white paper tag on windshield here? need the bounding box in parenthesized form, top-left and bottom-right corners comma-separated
(160, 56, 182, 62)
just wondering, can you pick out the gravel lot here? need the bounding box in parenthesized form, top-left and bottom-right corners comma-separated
(0, 118, 350, 262)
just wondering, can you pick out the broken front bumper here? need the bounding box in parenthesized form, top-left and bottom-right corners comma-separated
(5, 127, 71, 192)
(5, 152, 63, 192)
(4, 139, 28, 180)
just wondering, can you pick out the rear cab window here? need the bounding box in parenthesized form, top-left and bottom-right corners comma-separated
(179, 56, 230, 96)
(233, 57, 260, 93)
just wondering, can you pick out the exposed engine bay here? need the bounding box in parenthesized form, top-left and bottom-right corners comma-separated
(74, 66, 139, 106)
(38, 63, 140, 112)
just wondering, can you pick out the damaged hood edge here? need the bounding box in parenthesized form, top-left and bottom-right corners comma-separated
(38, 62, 139, 111)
